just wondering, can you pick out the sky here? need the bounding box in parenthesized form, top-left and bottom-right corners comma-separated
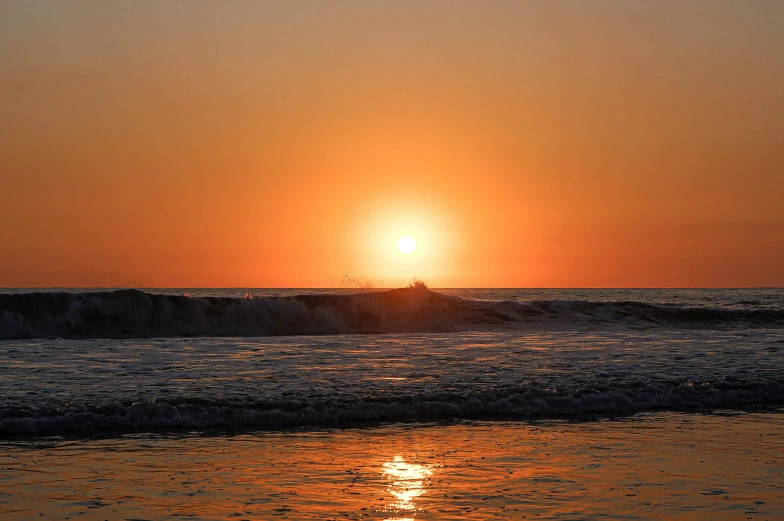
(1, 1, 783, 288)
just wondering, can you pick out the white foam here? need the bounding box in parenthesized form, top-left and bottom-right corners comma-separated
(2, 379, 781, 434)
(1, 327, 782, 435)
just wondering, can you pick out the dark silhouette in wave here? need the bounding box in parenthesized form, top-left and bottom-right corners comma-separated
(1, 287, 783, 340)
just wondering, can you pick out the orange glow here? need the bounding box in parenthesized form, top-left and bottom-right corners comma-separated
(382, 455, 433, 516)
(1, 3, 783, 287)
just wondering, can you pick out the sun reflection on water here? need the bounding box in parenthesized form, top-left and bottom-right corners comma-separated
(381, 455, 433, 519)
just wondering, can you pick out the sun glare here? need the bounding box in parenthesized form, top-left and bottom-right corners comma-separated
(358, 202, 451, 285)
(397, 236, 416, 254)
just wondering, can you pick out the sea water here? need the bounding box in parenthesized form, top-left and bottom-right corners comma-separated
(1, 288, 782, 519)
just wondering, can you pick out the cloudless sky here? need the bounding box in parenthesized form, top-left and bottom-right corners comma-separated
(1, 1, 783, 287)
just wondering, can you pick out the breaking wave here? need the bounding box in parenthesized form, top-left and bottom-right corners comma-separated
(2, 288, 784, 340)
(2, 377, 781, 435)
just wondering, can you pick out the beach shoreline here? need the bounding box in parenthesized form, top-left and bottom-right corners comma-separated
(1, 411, 781, 520)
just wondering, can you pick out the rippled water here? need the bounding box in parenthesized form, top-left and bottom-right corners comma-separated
(1, 413, 781, 519)
(1, 328, 782, 434)
(1, 288, 782, 518)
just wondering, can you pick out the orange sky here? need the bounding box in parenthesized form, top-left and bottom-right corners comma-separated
(1, 1, 783, 288)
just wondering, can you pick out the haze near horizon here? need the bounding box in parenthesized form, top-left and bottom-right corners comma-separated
(1, 1, 783, 288)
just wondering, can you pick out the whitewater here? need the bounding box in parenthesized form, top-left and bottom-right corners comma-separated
(1, 288, 782, 436)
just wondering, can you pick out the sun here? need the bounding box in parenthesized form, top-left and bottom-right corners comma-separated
(396, 236, 416, 254)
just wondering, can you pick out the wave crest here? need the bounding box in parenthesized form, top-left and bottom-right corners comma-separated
(2, 378, 781, 435)
(1, 288, 783, 340)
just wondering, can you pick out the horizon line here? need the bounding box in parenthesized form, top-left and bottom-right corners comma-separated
(1, 286, 782, 291)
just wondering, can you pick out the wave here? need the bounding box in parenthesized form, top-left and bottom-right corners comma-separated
(2, 377, 781, 435)
(2, 288, 784, 340)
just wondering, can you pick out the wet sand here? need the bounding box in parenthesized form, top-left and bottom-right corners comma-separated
(1, 411, 781, 520)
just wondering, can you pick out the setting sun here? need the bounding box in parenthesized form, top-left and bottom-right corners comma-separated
(396, 236, 416, 255)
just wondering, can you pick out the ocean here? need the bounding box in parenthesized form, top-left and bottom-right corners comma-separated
(1, 288, 782, 519)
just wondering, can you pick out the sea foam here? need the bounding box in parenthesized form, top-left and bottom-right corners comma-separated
(2, 377, 781, 434)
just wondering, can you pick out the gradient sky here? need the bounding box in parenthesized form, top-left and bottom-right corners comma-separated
(1, 1, 783, 287)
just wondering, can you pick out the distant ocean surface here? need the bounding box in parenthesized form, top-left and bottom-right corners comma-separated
(2, 288, 783, 519)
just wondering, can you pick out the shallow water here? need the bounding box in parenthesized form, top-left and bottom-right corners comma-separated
(1, 412, 781, 520)
(2, 328, 782, 434)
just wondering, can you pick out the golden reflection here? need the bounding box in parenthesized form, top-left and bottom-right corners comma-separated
(382, 455, 433, 519)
